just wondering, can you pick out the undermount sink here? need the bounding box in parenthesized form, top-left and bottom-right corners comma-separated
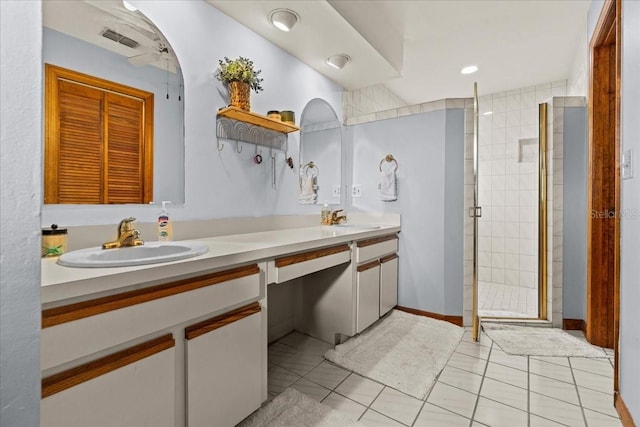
(331, 224, 381, 230)
(57, 241, 209, 268)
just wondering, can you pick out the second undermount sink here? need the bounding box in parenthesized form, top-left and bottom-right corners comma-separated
(57, 240, 209, 268)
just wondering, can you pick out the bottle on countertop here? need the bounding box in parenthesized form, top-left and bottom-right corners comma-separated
(321, 201, 330, 225)
(157, 201, 173, 241)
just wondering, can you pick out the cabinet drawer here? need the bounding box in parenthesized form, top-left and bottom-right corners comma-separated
(186, 304, 263, 427)
(42, 264, 261, 370)
(41, 334, 175, 427)
(356, 235, 398, 263)
(271, 244, 351, 283)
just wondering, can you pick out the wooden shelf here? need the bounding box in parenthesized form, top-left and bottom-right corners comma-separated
(217, 107, 300, 133)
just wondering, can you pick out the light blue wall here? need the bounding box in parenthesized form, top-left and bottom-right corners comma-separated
(43, 27, 184, 203)
(348, 110, 465, 315)
(0, 2, 42, 426)
(42, 0, 343, 227)
(562, 107, 587, 320)
(620, 0, 640, 421)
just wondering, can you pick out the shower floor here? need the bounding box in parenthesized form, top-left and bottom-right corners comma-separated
(478, 281, 538, 318)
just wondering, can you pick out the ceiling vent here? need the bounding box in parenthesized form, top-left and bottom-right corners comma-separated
(101, 28, 139, 49)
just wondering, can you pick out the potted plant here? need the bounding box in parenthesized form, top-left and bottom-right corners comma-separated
(216, 56, 263, 111)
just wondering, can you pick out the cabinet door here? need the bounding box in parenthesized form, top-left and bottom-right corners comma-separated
(41, 335, 175, 427)
(380, 254, 399, 316)
(186, 303, 263, 427)
(356, 261, 381, 333)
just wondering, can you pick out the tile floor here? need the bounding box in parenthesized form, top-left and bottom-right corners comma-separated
(263, 328, 620, 426)
(478, 281, 538, 318)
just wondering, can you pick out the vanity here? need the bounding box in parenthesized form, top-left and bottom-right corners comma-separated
(40, 220, 400, 427)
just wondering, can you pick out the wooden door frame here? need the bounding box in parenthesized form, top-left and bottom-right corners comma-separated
(587, 0, 620, 387)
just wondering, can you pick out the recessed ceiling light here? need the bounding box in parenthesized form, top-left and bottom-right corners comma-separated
(326, 54, 351, 70)
(122, 0, 137, 12)
(269, 9, 300, 32)
(461, 65, 478, 75)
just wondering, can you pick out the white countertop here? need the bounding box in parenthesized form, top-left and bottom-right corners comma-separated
(41, 224, 400, 306)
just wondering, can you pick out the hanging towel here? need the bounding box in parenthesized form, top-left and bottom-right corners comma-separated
(299, 174, 317, 204)
(379, 165, 397, 201)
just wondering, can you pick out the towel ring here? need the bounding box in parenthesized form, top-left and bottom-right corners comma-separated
(379, 154, 398, 172)
(302, 161, 319, 178)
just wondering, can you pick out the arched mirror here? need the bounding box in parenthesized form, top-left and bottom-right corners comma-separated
(299, 98, 342, 205)
(42, 0, 184, 204)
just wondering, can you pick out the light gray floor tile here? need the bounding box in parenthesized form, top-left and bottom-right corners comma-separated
(335, 373, 384, 406)
(304, 360, 350, 389)
(448, 351, 488, 376)
(480, 377, 527, 411)
(414, 402, 471, 427)
(267, 341, 297, 365)
(489, 347, 528, 371)
(528, 358, 574, 384)
(290, 377, 331, 402)
(571, 366, 613, 392)
(529, 391, 585, 426)
(530, 355, 570, 367)
(427, 382, 478, 419)
(267, 366, 300, 395)
(529, 372, 580, 405)
(456, 340, 491, 360)
(370, 387, 422, 426)
(485, 361, 528, 389)
(278, 350, 324, 376)
(583, 408, 623, 426)
(529, 414, 569, 426)
(437, 365, 484, 394)
(570, 357, 614, 377)
(359, 409, 406, 426)
(473, 396, 528, 427)
(577, 386, 618, 418)
(321, 392, 367, 421)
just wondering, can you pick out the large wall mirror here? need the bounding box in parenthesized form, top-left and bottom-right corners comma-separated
(299, 98, 342, 205)
(43, 0, 184, 204)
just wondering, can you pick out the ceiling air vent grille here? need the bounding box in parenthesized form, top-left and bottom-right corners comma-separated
(101, 29, 139, 49)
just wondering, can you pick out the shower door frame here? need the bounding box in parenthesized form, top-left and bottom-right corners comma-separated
(472, 98, 549, 328)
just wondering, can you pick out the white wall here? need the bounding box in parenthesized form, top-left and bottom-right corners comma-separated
(42, 0, 343, 227)
(0, 2, 42, 426)
(620, 0, 640, 421)
(348, 109, 464, 315)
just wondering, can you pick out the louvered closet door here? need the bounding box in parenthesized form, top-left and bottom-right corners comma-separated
(105, 93, 145, 204)
(56, 80, 103, 204)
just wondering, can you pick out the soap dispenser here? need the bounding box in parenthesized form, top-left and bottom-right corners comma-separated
(321, 201, 330, 225)
(157, 201, 173, 241)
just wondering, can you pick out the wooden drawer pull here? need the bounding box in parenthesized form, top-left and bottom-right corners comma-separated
(356, 234, 397, 248)
(357, 260, 380, 273)
(42, 264, 260, 329)
(274, 244, 350, 268)
(380, 253, 398, 264)
(42, 334, 174, 399)
(185, 302, 261, 340)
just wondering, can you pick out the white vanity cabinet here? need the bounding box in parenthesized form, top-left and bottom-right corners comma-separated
(41, 264, 265, 427)
(41, 335, 175, 427)
(354, 235, 399, 332)
(185, 303, 263, 427)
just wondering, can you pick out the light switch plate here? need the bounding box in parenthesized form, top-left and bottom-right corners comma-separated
(622, 149, 633, 180)
(332, 185, 341, 198)
(352, 184, 362, 197)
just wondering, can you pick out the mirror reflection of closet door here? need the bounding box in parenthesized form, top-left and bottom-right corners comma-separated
(472, 83, 481, 341)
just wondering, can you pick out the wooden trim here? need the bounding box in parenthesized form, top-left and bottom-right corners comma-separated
(185, 302, 261, 340)
(42, 264, 259, 328)
(357, 259, 380, 273)
(380, 253, 398, 264)
(42, 334, 174, 398)
(274, 244, 350, 268)
(615, 392, 637, 427)
(356, 234, 397, 248)
(563, 319, 586, 333)
(395, 306, 463, 327)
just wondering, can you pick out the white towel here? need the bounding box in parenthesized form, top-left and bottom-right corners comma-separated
(379, 165, 397, 201)
(299, 174, 317, 204)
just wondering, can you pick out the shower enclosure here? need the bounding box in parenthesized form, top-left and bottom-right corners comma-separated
(472, 84, 548, 325)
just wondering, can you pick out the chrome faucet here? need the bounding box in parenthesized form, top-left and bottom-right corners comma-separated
(329, 209, 348, 225)
(102, 217, 144, 249)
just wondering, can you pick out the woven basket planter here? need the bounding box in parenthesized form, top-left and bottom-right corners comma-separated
(228, 80, 251, 111)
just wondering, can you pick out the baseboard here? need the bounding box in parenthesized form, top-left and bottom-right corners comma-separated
(563, 318, 586, 333)
(615, 392, 637, 427)
(395, 306, 463, 327)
